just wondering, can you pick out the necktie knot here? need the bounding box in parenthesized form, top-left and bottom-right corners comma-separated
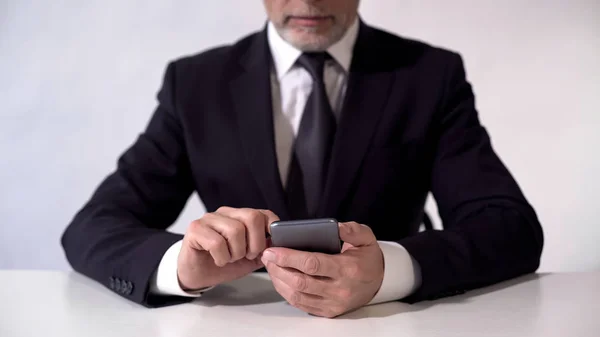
(296, 52, 331, 82)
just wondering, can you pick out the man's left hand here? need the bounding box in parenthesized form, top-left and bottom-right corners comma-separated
(261, 222, 384, 318)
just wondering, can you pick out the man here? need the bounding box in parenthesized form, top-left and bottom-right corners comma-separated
(61, 0, 544, 318)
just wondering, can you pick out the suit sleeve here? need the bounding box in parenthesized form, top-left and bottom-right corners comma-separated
(399, 53, 544, 302)
(61, 62, 196, 307)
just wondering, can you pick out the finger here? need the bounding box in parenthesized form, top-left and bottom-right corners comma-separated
(189, 256, 264, 289)
(271, 275, 327, 309)
(259, 209, 280, 235)
(294, 303, 334, 318)
(292, 300, 343, 318)
(265, 262, 333, 297)
(207, 257, 264, 286)
(188, 224, 231, 267)
(245, 215, 267, 259)
(262, 247, 340, 277)
(338, 222, 377, 248)
(218, 208, 272, 259)
(266, 236, 273, 248)
(204, 213, 247, 262)
(217, 207, 279, 232)
(271, 279, 324, 316)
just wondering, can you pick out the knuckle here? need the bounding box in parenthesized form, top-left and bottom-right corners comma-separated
(262, 209, 279, 221)
(275, 253, 287, 266)
(289, 291, 302, 306)
(293, 275, 307, 291)
(188, 219, 203, 231)
(206, 236, 226, 251)
(303, 256, 320, 274)
(245, 210, 263, 224)
(243, 214, 264, 233)
(224, 221, 245, 238)
(203, 212, 217, 221)
(216, 206, 232, 213)
(348, 221, 362, 232)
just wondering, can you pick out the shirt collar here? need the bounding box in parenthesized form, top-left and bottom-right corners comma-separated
(267, 17, 360, 80)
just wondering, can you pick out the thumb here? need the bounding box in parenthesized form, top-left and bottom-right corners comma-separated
(338, 222, 377, 248)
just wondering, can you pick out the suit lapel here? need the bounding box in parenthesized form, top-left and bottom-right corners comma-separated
(229, 29, 290, 220)
(319, 23, 397, 218)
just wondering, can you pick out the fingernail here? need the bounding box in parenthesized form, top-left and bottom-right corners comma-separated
(261, 249, 276, 264)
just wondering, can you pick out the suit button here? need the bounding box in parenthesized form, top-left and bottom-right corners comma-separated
(114, 279, 122, 292)
(108, 277, 115, 290)
(120, 281, 128, 294)
(126, 282, 134, 295)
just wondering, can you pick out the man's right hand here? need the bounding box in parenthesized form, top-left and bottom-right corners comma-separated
(177, 207, 279, 291)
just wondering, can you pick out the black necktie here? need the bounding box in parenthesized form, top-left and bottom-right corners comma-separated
(286, 52, 336, 218)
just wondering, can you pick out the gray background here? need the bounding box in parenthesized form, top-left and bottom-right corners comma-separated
(1, 0, 599, 272)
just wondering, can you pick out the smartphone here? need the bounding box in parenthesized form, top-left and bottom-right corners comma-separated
(269, 218, 341, 254)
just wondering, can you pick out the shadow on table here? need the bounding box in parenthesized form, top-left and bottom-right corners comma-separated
(189, 272, 545, 319)
(338, 273, 546, 320)
(192, 274, 284, 307)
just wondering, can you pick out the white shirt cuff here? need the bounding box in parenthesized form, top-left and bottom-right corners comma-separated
(149, 240, 213, 297)
(368, 241, 422, 305)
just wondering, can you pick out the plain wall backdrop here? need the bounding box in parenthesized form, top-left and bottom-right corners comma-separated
(1, 1, 599, 272)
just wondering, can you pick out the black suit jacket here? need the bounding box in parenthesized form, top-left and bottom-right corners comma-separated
(62, 22, 543, 307)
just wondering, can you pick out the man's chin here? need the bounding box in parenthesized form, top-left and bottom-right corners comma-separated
(282, 31, 335, 52)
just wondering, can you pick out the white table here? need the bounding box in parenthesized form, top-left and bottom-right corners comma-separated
(0, 271, 598, 337)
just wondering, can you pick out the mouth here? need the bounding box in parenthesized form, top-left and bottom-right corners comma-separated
(286, 15, 333, 27)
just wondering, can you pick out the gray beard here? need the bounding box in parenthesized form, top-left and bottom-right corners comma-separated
(277, 21, 348, 52)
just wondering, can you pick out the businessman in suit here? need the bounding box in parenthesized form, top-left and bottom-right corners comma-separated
(61, 0, 544, 318)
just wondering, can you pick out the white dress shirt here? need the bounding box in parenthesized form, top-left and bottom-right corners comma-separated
(150, 19, 422, 305)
